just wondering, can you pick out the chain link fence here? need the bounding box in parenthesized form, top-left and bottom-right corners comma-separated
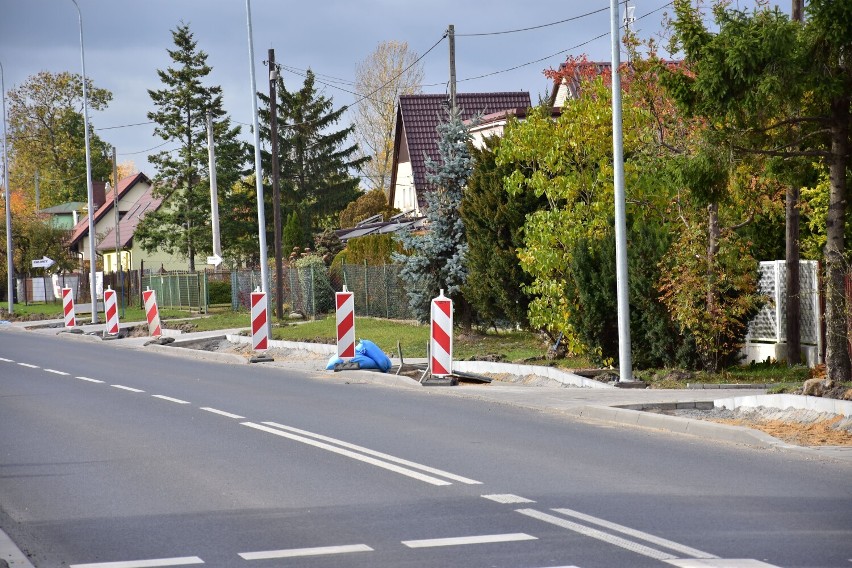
(142, 272, 208, 312)
(230, 263, 414, 320)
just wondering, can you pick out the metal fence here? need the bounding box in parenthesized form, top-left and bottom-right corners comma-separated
(142, 272, 208, 312)
(746, 260, 821, 349)
(230, 263, 413, 320)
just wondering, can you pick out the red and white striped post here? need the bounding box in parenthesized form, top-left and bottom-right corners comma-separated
(62, 287, 76, 328)
(430, 290, 453, 376)
(142, 288, 162, 337)
(335, 285, 355, 358)
(103, 286, 119, 335)
(251, 288, 268, 351)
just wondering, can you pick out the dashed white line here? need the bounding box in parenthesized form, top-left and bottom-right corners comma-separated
(76, 376, 104, 384)
(69, 557, 204, 568)
(151, 395, 191, 405)
(200, 407, 245, 419)
(44, 368, 70, 376)
(239, 544, 373, 560)
(0, 357, 14, 362)
(482, 494, 535, 504)
(242, 422, 452, 486)
(552, 507, 718, 559)
(402, 532, 537, 548)
(665, 560, 782, 567)
(516, 508, 677, 561)
(17, 363, 38, 369)
(262, 421, 481, 485)
(112, 385, 145, 393)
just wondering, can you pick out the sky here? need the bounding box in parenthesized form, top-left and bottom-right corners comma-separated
(1, 0, 790, 181)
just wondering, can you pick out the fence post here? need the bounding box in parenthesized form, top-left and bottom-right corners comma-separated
(385, 264, 390, 319)
(364, 260, 369, 318)
(775, 261, 782, 342)
(309, 263, 315, 318)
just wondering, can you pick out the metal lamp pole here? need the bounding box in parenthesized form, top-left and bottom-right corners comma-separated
(245, 0, 270, 329)
(1, 60, 12, 314)
(610, 0, 633, 381)
(71, 0, 98, 323)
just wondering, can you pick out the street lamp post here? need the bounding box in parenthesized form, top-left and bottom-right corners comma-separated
(71, 0, 99, 323)
(1, 60, 12, 314)
(609, 0, 633, 382)
(245, 0, 270, 330)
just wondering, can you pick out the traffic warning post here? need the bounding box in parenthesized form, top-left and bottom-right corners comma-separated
(335, 285, 355, 358)
(142, 288, 162, 337)
(103, 287, 119, 335)
(251, 288, 268, 351)
(430, 290, 453, 376)
(62, 288, 76, 328)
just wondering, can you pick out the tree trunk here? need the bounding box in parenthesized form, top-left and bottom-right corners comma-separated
(824, 95, 851, 383)
(786, 184, 801, 365)
(707, 201, 721, 372)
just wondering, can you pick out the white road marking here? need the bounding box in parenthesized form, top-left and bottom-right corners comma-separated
(516, 508, 677, 561)
(0, 357, 14, 362)
(242, 422, 452, 486)
(239, 544, 373, 560)
(200, 407, 244, 419)
(18, 363, 38, 369)
(402, 532, 537, 548)
(44, 368, 69, 376)
(69, 557, 204, 568)
(262, 421, 481, 485)
(152, 395, 191, 405)
(76, 376, 104, 384)
(482, 494, 535, 504)
(552, 507, 718, 559)
(112, 385, 145, 393)
(665, 560, 782, 567)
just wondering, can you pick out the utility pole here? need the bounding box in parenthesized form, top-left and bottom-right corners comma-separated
(206, 111, 222, 264)
(448, 24, 457, 113)
(786, 0, 805, 365)
(269, 48, 284, 320)
(111, 147, 124, 317)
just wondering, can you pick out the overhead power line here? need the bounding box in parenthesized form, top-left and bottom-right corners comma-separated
(456, 6, 610, 37)
(95, 120, 154, 131)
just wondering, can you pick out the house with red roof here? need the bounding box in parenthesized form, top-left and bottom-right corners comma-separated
(388, 92, 531, 215)
(95, 184, 166, 273)
(67, 172, 153, 271)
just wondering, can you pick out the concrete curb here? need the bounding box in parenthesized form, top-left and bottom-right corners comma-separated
(561, 404, 852, 461)
(453, 360, 613, 389)
(225, 334, 337, 355)
(714, 393, 852, 417)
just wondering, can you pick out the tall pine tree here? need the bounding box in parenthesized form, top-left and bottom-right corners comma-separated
(137, 23, 246, 271)
(258, 70, 365, 249)
(394, 106, 474, 329)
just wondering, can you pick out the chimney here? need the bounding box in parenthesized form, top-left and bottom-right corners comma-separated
(92, 181, 107, 210)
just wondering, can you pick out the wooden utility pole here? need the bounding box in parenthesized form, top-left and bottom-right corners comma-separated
(448, 24, 456, 113)
(269, 48, 284, 320)
(785, 0, 805, 365)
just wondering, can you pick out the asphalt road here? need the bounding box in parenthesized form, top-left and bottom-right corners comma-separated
(1, 330, 851, 567)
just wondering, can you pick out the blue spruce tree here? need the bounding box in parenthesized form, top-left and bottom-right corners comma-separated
(394, 106, 474, 329)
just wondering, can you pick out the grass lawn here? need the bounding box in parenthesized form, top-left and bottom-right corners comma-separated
(271, 315, 593, 365)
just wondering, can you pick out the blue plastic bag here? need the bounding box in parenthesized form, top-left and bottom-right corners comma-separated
(350, 354, 379, 369)
(356, 339, 392, 372)
(325, 354, 344, 370)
